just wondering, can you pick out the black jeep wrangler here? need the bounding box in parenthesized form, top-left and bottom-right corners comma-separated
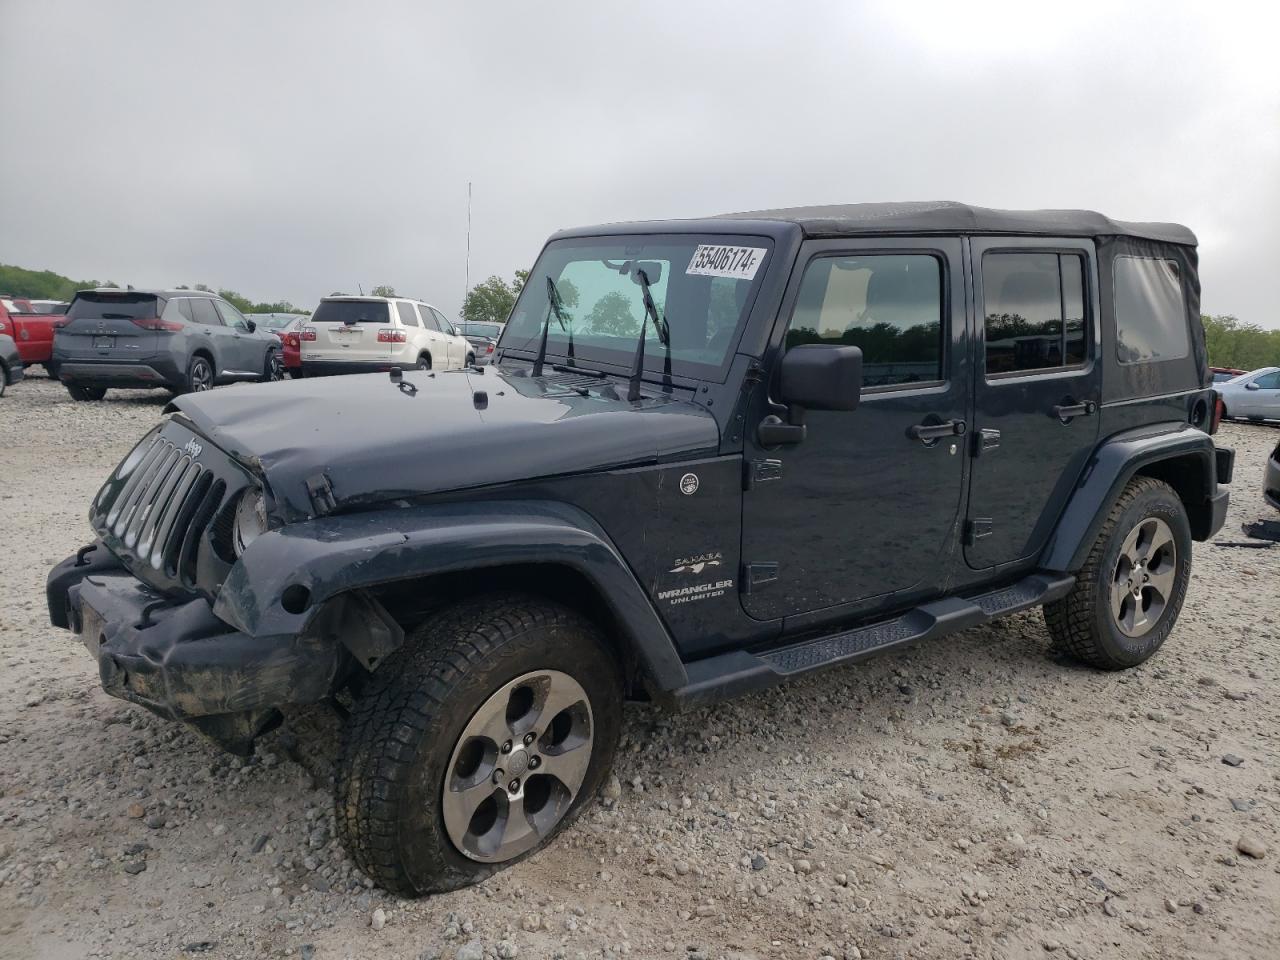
(48, 202, 1233, 896)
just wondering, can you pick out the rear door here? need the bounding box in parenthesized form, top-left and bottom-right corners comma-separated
(964, 239, 1101, 569)
(416, 304, 450, 367)
(57, 292, 163, 361)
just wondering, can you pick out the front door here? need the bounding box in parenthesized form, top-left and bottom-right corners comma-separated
(740, 238, 970, 622)
(964, 238, 1102, 569)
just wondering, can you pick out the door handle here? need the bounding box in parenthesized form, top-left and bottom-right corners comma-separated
(1052, 399, 1097, 422)
(908, 418, 967, 443)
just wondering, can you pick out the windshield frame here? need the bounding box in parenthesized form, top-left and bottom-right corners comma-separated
(497, 232, 776, 385)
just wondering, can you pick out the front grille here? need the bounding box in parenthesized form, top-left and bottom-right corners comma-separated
(99, 432, 227, 587)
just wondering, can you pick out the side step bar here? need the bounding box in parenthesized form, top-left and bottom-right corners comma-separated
(668, 572, 1075, 710)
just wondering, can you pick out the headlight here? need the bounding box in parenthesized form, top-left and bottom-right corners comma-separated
(232, 490, 268, 555)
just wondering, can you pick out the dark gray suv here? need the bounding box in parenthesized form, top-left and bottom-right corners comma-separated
(54, 289, 283, 401)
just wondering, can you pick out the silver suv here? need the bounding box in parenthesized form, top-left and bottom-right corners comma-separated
(54, 289, 283, 401)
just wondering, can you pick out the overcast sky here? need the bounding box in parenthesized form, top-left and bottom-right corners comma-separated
(2, 1, 1277, 326)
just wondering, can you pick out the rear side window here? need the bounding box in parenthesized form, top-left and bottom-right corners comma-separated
(66, 293, 160, 321)
(1114, 257, 1189, 364)
(982, 252, 1087, 375)
(785, 254, 943, 389)
(396, 302, 418, 326)
(311, 301, 390, 325)
(419, 307, 440, 331)
(161, 299, 192, 324)
(190, 299, 223, 326)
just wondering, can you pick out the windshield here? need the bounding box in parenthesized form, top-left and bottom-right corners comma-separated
(500, 234, 772, 377)
(459, 322, 502, 338)
(253, 313, 304, 329)
(312, 301, 389, 324)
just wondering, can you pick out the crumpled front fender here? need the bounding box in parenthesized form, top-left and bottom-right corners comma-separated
(215, 500, 688, 693)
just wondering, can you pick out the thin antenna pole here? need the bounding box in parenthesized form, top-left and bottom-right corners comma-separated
(464, 181, 473, 307)
(358, 282, 364, 295)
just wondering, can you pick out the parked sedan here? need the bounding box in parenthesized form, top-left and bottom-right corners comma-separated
(456, 320, 504, 365)
(0, 333, 23, 397)
(1210, 366, 1248, 383)
(1218, 367, 1280, 422)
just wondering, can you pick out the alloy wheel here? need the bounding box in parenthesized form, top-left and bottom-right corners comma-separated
(442, 669, 593, 863)
(1110, 516, 1177, 637)
(268, 351, 283, 381)
(191, 358, 213, 392)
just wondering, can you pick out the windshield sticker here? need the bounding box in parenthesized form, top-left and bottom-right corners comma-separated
(686, 245, 767, 281)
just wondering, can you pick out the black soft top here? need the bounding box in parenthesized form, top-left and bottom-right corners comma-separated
(716, 201, 1196, 246)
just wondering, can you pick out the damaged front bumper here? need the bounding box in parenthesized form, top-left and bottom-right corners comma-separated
(46, 541, 346, 753)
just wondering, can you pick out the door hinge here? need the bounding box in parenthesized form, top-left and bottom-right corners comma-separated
(963, 519, 993, 545)
(973, 428, 1001, 456)
(744, 458, 783, 490)
(743, 562, 779, 593)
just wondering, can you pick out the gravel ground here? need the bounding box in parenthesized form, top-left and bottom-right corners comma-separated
(1, 374, 1277, 960)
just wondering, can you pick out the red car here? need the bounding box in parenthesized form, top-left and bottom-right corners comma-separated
(249, 313, 308, 375)
(0, 295, 59, 376)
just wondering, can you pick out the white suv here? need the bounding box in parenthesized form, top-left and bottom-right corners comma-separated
(300, 296, 473, 375)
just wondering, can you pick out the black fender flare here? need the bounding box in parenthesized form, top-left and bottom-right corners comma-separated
(212, 499, 688, 692)
(1039, 422, 1219, 572)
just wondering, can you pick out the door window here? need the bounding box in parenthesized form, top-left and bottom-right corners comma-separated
(1253, 371, 1280, 389)
(395, 302, 418, 326)
(785, 254, 943, 388)
(431, 308, 457, 336)
(214, 299, 251, 330)
(982, 253, 1087, 375)
(190, 299, 223, 326)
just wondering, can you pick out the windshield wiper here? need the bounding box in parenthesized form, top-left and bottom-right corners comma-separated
(532, 276, 572, 376)
(627, 267, 671, 402)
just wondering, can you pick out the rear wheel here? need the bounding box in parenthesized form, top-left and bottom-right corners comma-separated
(185, 355, 214, 393)
(66, 383, 107, 402)
(466, 352, 476, 367)
(0, 368, 6, 397)
(44, 360, 60, 380)
(1044, 477, 1191, 669)
(416, 353, 431, 370)
(335, 595, 623, 896)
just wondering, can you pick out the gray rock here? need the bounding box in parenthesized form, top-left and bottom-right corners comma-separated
(1236, 835, 1267, 859)
(496, 941, 519, 959)
(1230, 798, 1254, 812)
(750, 854, 767, 871)
(456, 941, 484, 960)
(122, 860, 146, 875)
(370, 907, 387, 930)
(1221, 754, 1244, 767)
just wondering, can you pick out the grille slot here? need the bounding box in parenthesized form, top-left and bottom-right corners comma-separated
(101, 435, 225, 585)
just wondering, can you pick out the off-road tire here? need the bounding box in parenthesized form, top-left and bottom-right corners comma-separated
(44, 360, 60, 380)
(65, 383, 107, 402)
(335, 595, 623, 896)
(1044, 477, 1192, 669)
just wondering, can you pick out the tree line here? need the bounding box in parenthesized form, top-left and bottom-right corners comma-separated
(1200, 315, 1280, 370)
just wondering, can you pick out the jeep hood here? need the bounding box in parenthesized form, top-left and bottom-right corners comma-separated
(168, 367, 719, 519)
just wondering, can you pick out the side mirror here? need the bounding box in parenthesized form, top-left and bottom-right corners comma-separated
(779, 344, 863, 411)
(1245, 381, 1260, 391)
(759, 344, 862, 446)
(245, 319, 257, 333)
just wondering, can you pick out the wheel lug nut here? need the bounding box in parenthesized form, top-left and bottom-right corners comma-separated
(529, 755, 541, 769)
(508, 778, 520, 793)
(493, 768, 504, 783)
(501, 740, 512, 754)
(523, 732, 536, 746)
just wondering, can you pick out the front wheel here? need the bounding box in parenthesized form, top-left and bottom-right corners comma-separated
(1044, 477, 1192, 669)
(261, 348, 283, 383)
(335, 596, 622, 896)
(185, 355, 214, 393)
